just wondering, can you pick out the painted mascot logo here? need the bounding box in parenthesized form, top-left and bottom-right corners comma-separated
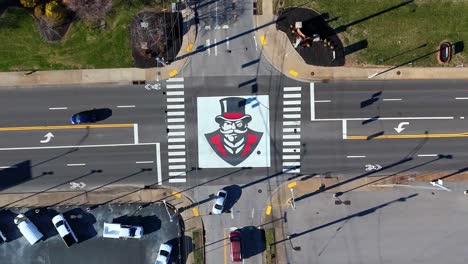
(205, 97, 263, 166)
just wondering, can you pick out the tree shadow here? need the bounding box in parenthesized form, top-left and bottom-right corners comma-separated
(0, 160, 31, 191)
(24, 208, 60, 241)
(63, 207, 97, 243)
(0, 209, 22, 242)
(343, 39, 368, 56)
(112, 214, 161, 235)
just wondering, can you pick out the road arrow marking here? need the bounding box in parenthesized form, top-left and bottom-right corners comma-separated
(40, 132, 54, 143)
(394, 122, 409, 133)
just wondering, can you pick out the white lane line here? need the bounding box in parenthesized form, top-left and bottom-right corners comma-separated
(315, 100, 331, 103)
(169, 171, 186, 176)
(283, 134, 300, 139)
(455, 97, 468, 100)
(168, 131, 185, 137)
(283, 127, 300, 133)
(283, 148, 300, 153)
(49, 107, 68, 110)
(135, 161, 154, 164)
(67, 163, 86, 166)
(167, 91, 184, 96)
(214, 38, 218, 56)
(283, 107, 301, 112)
(167, 84, 184, 89)
(167, 111, 185, 116)
(168, 125, 185, 129)
(284, 93, 301, 98)
(342, 119, 347, 140)
(284, 87, 301, 92)
(283, 162, 300, 166)
(167, 118, 185, 123)
(0, 142, 158, 151)
(206, 39, 210, 55)
(383, 98, 402, 101)
(251, 207, 255, 219)
(461, 117, 465, 119)
(230, 207, 234, 219)
(313, 117, 454, 121)
(167, 78, 184, 82)
(167, 104, 185, 109)
(134, 124, 139, 144)
(156, 143, 162, 185)
(253, 34, 258, 51)
(284, 121, 301, 126)
(168, 138, 186, 143)
(167, 97, 185, 103)
(117, 105, 136, 108)
(284, 100, 301, 105)
(168, 151, 186, 156)
(169, 164, 186, 170)
(284, 114, 301, 119)
(310, 82, 315, 120)
(169, 178, 187, 183)
(283, 141, 300, 146)
(346, 155, 366, 158)
(283, 155, 300, 160)
(417, 154, 438, 157)
(169, 158, 186, 163)
(168, 144, 186, 149)
(0, 166, 16, 169)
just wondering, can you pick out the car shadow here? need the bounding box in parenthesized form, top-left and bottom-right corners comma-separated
(0, 209, 22, 242)
(93, 108, 113, 122)
(63, 208, 98, 243)
(222, 185, 242, 213)
(112, 214, 161, 235)
(24, 208, 60, 241)
(240, 226, 266, 259)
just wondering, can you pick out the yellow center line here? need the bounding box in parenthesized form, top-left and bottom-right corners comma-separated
(347, 133, 468, 140)
(0, 123, 134, 132)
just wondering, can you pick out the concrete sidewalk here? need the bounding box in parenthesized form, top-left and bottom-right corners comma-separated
(261, 171, 468, 263)
(0, 185, 204, 264)
(254, 1, 468, 81)
(0, 8, 197, 87)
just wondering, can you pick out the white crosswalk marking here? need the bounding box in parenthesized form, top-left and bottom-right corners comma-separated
(165, 78, 187, 183)
(282, 85, 304, 173)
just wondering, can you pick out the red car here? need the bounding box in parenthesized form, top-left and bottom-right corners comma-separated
(229, 230, 242, 262)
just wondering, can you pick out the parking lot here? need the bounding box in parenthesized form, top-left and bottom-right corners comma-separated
(0, 203, 185, 264)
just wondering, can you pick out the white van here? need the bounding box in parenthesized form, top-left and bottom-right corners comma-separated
(14, 214, 43, 245)
(103, 222, 143, 239)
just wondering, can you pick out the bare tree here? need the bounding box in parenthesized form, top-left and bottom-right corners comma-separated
(64, 0, 112, 22)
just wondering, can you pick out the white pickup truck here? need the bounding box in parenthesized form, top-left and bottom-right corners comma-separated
(103, 223, 143, 239)
(52, 214, 78, 247)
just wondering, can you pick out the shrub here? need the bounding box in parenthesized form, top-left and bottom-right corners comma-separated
(20, 0, 37, 8)
(44, 1, 68, 26)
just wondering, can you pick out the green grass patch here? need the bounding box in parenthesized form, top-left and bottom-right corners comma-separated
(192, 229, 204, 264)
(265, 228, 276, 264)
(0, 0, 165, 71)
(277, 0, 468, 66)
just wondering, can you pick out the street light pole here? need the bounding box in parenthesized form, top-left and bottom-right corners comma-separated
(162, 199, 174, 222)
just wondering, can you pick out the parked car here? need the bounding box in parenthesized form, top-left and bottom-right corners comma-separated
(155, 243, 173, 264)
(14, 214, 43, 245)
(52, 214, 78, 247)
(70, 110, 97, 124)
(103, 222, 143, 239)
(212, 189, 227, 215)
(229, 230, 242, 262)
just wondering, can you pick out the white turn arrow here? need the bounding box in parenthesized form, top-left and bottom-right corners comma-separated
(394, 122, 409, 133)
(40, 132, 54, 143)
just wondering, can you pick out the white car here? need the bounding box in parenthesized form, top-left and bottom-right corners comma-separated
(52, 214, 78, 247)
(103, 222, 143, 239)
(14, 214, 43, 245)
(155, 243, 172, 264)
(212, 190, 228, 215)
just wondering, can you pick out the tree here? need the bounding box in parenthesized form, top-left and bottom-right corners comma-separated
(20, 0, 37, 8)
(44, 1, 67, 26)
(64, 0, 112, 22)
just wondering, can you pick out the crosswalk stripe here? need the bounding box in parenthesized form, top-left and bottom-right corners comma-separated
(283, 107, 301, 112)
(168, 138, 185, 143)
(167, 111, 185, 116)
(283, 114, 301, 119)
(283, 148, 300, 153)
(283, 134, 300, 139)
(168, 125, 185, 129)
(168, 144, 186, 149)
(169, 178, 187, 183)
(167, 91, 184, 96)
(283, 121, 301, 126)
(283, 141, 300, 146)
(284, 100, 301, 105)
(169, 164, 186, 170)
(283, 168, 300, 173)
(283, 87, 302, 92)
(169, 158, 186, 163)
(283, 155, 301, 160)
(167, 118, 185, 123)
(167, 78, 184, 82)
(167, 84, 184, 89)
(283, 162, 300, 166)
(283, 127, 300, 133)
(167, 104, 185, 109)
(284, 93, 301, 98)
(168, 151, 186, 156)
(169, 171, 187, 176)
(167, 97, 185, 103)
(168, 131, 185, 137)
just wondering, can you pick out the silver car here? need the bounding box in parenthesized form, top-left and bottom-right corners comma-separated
(212, 190, 228, 215)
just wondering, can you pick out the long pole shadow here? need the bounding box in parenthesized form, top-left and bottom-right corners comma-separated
(272, 193, 418, 245)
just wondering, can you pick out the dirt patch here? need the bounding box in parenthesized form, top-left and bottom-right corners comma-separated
(130, 11, 183, 68)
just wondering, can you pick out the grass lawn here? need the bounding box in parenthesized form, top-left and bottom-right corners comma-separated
(276, 0, 467, 66)
(192, 229, 204, 264)
(265, 228, 276, 264)
(0, 0, 165, 71)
